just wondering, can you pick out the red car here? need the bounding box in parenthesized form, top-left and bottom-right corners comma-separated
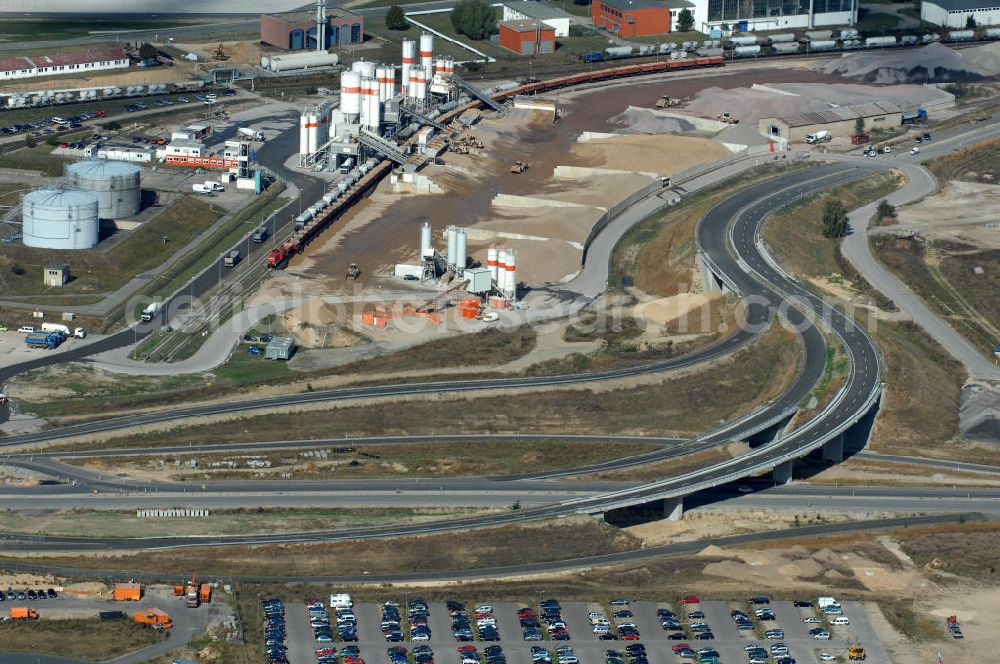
(681, 595, 701, 604)
(672, 644, 691, 652)
(95, 111, 107, 118)
(316, 648, 336, 656)
(457, 645, 477, 653)
(620, 633, 640, 641)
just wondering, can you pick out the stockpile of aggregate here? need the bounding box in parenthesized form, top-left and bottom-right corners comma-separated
(817, 42, 992, 82)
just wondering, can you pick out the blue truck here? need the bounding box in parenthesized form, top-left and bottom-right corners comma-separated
(582, 52, 604, 63)
(25, 331, 64, 349)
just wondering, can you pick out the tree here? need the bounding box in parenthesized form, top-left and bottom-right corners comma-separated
(854, 116, 865, 136)
(876, 199, 896, 220)
(138, 42, 158, 61)
(677, 8, 694, 32)
(385, 5, 408, 30)
(822, 198, 849, 239)
(573, 0, 589, 5)
(450, 0, 497, 40)
(24, 134, 36, 148)
(966, 14, 977, 28)
(103, 120, 122, 131)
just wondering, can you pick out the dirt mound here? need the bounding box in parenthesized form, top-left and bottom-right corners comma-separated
(64, 581, 107, 598)
(818, 42, 991, 82)
(697, 544, 730, 557)
(608, 107, 696, 135)
(962, 41, 1000, 75)
(702, 560, 752, 578)
(778, 559, 823, 578)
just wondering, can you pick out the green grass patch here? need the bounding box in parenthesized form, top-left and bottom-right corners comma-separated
(878, 599, 944, 642)
(857, 11, 903, 33)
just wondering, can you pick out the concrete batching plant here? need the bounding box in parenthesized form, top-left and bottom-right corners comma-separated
(65, 159, 141, 219)
(22, 188, 100, 250)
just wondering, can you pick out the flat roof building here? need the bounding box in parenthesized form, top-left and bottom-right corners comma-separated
(502, 1, 573, 37)
(261, 9, 363, 50)
(921, 0, 1000, 27)
(593, 0, 691, 37)
(760, 101, 903, 143)
(265, 336, 297, 361)
(498, 20, 558, 54)
(0, 48, 128, 81)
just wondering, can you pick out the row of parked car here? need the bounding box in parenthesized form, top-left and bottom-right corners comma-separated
(1, 110, 104, 137)
(309, 600, 335, 644)
(263, 599, 288, 664)
(457, 644, 505, 664)
(607, 643, 649, 664)
(1, 588, 58, 601)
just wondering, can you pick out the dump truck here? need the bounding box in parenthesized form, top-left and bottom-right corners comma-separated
(25, 331, 64, 349)
(655, 96, 680, 108)
(510, 161, 529, 173)
(113, 582, 143, 601)
(716, 112, 739, 124)
(199, 583, 212, 604)
(849, 645, 866, 660)
(10, 607, 38, 620)
(346, 263, 361, 281)
(135, 609, 173, 629)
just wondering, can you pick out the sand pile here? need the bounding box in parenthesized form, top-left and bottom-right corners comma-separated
(608, 107, 696, 134)
(685, 82, 954, 125)
(570, 134, 730, 176)
(818, 42, 992, 83)
(962, 41, 1000, 75)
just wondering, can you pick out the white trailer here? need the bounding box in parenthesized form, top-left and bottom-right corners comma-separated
(237, 127, 265, 141)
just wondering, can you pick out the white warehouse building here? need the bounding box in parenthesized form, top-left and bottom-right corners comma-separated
(683, 0, 856, 31)
(921, 0, 1000, 27)
(502, 1, 573, 37)
(0, 48, 129, 82)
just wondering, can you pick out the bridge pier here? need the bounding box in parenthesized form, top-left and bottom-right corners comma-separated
(843, 389, 883, 456)
(663, 496, 684, 521)
(772, 460, 794, 485)
(601, 496, 685, 526)
(822, 433, 844, 462)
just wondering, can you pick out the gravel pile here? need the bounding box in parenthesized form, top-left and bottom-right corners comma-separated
(960, 41, 1000, 75)
(817, 42, 992, 83)
(608, 106, 696, 134)
(685, 82, 954, 124)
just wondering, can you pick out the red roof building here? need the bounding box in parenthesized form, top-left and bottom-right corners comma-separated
(0, 48, 128, 81)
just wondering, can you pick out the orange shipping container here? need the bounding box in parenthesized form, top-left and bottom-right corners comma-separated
(113, 583, 143, 601)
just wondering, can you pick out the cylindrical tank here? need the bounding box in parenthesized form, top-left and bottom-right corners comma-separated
(419, 32, 434, 81)
(504, 248, 516, 295)
(843, 39, 862, 49)
(659, 42, 676, 54)
(496, 246, 507, 287)
(772, 42, 800, 53)
(415, 70, 426, 100)
(728, 36, 758, 47)
(446, 225, 458, 267)
(307, 111, 319, 155)
(340, 71, 362, 118)
(605, 46, 633, 58)
(486, 244, 497, 283)
(900, 35, 918, 46)
(260, 56, 271, 69)
(768, 33, 795, 44)
(734, 45, 761, 57)
(839, 28, 859, 39)
(299, 112, 310, 155)
(985, 28, 1000, 39)
(22, 188, 99, 250)
(272, 52, 339, 72)
(808, 40, 837, 51)
(455, 229, 467, 274)
(65, 160, 141, 219)
(947, 30, 975, 41)
(401, 39, 416, 95)
(865, 36, 897, 47)
(420, 222, 433, 259)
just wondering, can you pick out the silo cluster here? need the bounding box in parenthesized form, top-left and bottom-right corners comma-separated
(65, 160, 141, 219)
(22, 189, 100, 250)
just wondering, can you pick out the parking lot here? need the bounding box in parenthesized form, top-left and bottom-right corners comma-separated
(271, 595, 891, 664)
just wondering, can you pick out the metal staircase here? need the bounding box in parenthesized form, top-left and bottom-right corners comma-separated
(357, 128, 408, 164)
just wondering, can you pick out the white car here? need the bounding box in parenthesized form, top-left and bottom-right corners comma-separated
(911, 146, 921, 155)
(819, 654, 836, 662)
(481, 312, 499, 323)
(803, 617, 821, 624)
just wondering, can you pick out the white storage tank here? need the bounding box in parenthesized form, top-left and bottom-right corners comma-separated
(22, 188, 100, 250)
(65, 160, 141, 219)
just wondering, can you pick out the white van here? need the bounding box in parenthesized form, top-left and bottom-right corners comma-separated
(17, 326, 35, 334)
(831, 616, 850, 626)
(329, 593, 353, 609)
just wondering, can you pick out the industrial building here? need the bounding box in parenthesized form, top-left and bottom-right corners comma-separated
(22, 189, 100, 251)
(65, 160, 142, 219)
(921, 0, 1000, 27)
(498, 20, 557, 55)
(502, 1, 573, 37)
(0, 48, 129, 82)
(43, 264, 70, 287)
(260, 7, 363, 50)
(685, 0, 857, 32)
(593, 0, 681, 37)
(759, 101, 903, 143)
